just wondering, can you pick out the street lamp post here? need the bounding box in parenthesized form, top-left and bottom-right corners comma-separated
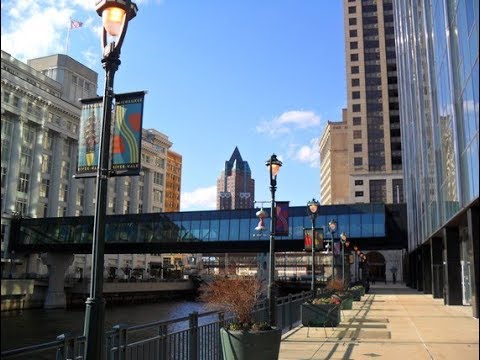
(340, 232, 347, 284)
(328, 219, 337, 280)
(307, 198, 320, 293)
(83, 1, 137, 359)
(265, 154, 282, 326)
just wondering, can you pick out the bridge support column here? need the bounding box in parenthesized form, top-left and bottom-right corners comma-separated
(41, 253, 74, 309)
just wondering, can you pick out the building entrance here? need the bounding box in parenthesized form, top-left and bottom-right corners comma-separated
(366, 251, 386, 283)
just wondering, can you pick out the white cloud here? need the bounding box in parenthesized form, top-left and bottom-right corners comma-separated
(181, 185, 217, 211)
(256, 110, 321, 137)
(289, 138, 320, 168)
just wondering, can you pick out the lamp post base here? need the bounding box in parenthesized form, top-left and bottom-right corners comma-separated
(84, 297, 106, 360)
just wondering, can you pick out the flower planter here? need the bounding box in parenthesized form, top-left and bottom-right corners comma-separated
(341, 297, 353, 310)
(220, 327, 282, 360)
(301, 303, 340, 327)
(347, 289, 363, 301)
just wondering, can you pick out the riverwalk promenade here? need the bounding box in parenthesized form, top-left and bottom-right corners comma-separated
(279, 283, 479, 360)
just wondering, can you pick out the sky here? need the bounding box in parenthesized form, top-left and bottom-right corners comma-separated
(1, 0, 347, 212)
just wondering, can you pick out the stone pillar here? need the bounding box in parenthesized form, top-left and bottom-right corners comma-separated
(443, 227, 463, 305)
(431, 237, 443, 298)
(422, 244, 432, 294)
(467, 207, 479, 318)
(41, 253, 74, 309)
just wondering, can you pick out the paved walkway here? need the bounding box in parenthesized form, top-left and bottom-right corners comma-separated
(279, 283, 479, 360)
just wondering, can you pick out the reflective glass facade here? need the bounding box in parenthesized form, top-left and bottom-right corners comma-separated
(9, 204, 406, 253)
(394, 0, 479, 249)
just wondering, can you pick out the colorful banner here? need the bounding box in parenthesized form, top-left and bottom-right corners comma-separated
(111, 91, 145, 176)
(76, 97, 103, 177)
(75, 91, 145, 178)
(304, 228, 324, 251)
(275, 201, 289, 236)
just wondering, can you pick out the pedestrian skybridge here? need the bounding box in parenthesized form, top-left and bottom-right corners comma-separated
(10, 204, 407, 254)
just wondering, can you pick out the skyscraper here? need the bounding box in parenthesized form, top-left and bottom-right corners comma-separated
(344, 0, 403, 204)
(216, 147, 255, 210)
(394, 0, 479, 316)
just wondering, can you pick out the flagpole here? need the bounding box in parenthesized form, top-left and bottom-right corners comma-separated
(65, 19, 71, 55)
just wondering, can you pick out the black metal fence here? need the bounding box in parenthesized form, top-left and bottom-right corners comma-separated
(1, 291, 312, 360)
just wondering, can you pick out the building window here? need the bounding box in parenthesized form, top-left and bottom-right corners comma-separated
(43, 131, 53, 150)
(351, 78, 360, 87)
(350, 41, 358, 49)
(153, 172, 164, 186)
(349, 29, 357, 37)
(17, 173, 30, 193)
(3, 91, 11, 103)
(352, 104, 361, 112)
(350, 54, 359, 62)
(353, 117, 361, 125)
(349, 18, 357, 26)
(13, 96, 21, 108)
(22, 124, 35, 144)
(40, 179, 50, 198)
(1, 167, 6, 185)
(352, 91, 360, 99)
(41, 154, 51, 173)
(351, 66, 359, 74)
(76, 188, 84, 207)
(20, 146, 32, 168)
(355, 191, 364, 197)
(15, 199, 28, 214)
(354, 180, 364, 186)
(353, 130, 362, 139)
(354, 144, 362, 152)
(354, 157, 363, 166)
(369, 179, 386, 203)
(153, 189, 163, 203)
(392, 179, 404, 203)
(348, 6, 356, 14)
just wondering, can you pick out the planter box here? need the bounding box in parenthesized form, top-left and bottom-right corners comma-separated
(347, 289, 362, 301)
(220, 327, 282, 360)
(341, 297, 353, 310)
(301, 303, 340, 327)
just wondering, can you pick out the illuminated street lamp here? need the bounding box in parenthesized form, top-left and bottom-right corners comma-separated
(307, 198, 320, 292)
(328, 219, 337, 280)
(265, 154, 282, 326)
(340, 232, 347, 284)
(83, 1, 137, 359)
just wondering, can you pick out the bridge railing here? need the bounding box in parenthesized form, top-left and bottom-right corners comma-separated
(1, 291, 313, 360)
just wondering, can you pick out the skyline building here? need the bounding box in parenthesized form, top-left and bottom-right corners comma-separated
(319, 109, 349, 205)
(343, 0, 404, 204)
(216, 147, 255, 210)
(393, 0, 479, 317)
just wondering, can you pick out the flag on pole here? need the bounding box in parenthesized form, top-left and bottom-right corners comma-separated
(70, 19, 83, 29)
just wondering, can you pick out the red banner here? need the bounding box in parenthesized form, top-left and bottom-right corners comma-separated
(275, 201, 289, 236)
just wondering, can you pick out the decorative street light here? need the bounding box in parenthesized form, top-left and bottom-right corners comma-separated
(265, 153, 282, 326)
(340, 232, 347, 284)
(307, 198, 320, 293)
(328, 219, 337, 280)
(83, 1, 137, 359)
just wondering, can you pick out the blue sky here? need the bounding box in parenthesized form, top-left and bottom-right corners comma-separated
(1, 0, 347, 211)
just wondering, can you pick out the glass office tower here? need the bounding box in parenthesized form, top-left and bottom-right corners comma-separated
(394, 0, 478, 317)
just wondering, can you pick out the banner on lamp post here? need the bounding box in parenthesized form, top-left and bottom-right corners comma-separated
(274, 201, 289, 236)
(110, 91, 145, 176)
(75, 91, 146, 178)
(76, 97, 103, 177)
(303, 227, 324, 251)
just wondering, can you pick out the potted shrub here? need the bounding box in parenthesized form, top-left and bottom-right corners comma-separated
(301, 295, 341, 327)
(348, 284, 365, 301)
(198, 276, 281, 360)
(326, 279, 353, 309)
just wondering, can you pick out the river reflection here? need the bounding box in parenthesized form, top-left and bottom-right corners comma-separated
(1, 300, 208, 351)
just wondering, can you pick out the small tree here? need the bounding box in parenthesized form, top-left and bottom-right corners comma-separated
(198, 276, 268, 330)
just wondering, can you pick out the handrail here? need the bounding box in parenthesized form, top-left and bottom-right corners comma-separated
(1, 291, 313, 359)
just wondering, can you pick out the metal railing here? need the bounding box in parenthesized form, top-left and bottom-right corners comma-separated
(1, 291, 313, 360)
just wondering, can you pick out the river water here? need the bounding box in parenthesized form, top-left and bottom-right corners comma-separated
(1, 300, 209, 352)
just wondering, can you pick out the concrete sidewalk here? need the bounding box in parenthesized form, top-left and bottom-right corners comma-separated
(279, 283, 479, 360)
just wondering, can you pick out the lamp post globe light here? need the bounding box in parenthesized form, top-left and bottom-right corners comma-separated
(328, 219, 337, 280)
(307, 198, 320, 293)
(265, 154, 282, 326)
(83, 1, 137, 359)
(340, 232, 347, 284)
